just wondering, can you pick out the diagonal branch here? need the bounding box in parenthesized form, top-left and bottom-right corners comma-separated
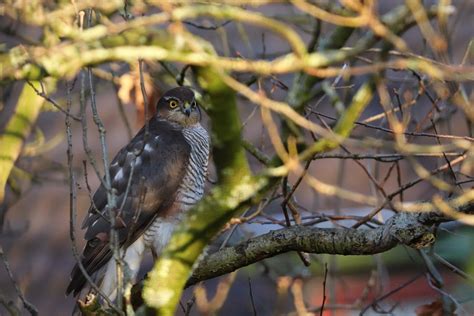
(0, 81, 54, 203)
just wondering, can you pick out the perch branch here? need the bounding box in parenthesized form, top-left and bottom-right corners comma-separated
(186, 200, 474, 286)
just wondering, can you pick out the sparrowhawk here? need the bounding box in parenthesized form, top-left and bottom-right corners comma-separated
(66, 87, 210, 301)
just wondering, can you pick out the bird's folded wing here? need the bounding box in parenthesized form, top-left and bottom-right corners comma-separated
(66, 118, 191, 296)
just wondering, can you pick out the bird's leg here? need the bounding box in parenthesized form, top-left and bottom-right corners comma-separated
(100, 237, 146, 303)
(151, 247, 158, 261)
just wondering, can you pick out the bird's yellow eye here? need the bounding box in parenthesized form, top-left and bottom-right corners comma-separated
(169, 100, 178, 108)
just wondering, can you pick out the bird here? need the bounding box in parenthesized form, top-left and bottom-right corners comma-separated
(66, 86, 210, 302)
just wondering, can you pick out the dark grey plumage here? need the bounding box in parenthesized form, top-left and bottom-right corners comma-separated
(66, 87, 210, 298)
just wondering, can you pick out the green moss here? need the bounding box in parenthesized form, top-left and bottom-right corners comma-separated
(197, 67, 250, 184)
(0, 81, 54, 202)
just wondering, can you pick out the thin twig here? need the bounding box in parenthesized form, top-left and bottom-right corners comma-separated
(360, 273, 423, 315)
(111, 80, 133, 140)
(248, 277, 258, 316)
(319, 263, 328, 316)
(65, 79, 120, 313)
(25, 80, 81, 121)
(310, 110, 474, 142)
(433, 253, 474, 282)
(353, 154, 467, 228)
(183, 20, 232, 30)
(0, 245, 38, 316)
(87, 66, 122, 309)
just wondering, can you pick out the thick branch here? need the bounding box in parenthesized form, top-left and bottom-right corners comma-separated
(187, 202, 474, 286)
(0, 81, 53, 202)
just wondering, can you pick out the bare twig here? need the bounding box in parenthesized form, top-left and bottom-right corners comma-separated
(87, 66, 122, 309)
(319, 263, 328, 316)
(25, 80, 81, 121)
(310, 110, 474, 142)
(360, 273, 423, 315)
(65, 79, 120, 313)
(0, 245, 38, 316)
(248, 277, 257, 316)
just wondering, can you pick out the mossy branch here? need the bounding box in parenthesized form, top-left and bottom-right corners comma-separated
(0, 33, 359, 82)
(0, 5, 452, 83)
(0, 81, 51, 202)
(125, 198, 473, 314)
(186, 199, 474, 286)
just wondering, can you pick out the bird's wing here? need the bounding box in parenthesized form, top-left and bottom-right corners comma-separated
(66, 118, 191, 296)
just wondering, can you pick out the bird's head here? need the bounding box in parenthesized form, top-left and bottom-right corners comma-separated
(156, 86, 201, 126)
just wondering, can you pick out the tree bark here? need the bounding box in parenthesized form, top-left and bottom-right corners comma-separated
(186, 203, 474, 287)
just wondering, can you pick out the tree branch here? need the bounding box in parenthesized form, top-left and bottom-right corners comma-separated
(0, 5, 451, 82)
(0, 81, 54, 203)
(186, 201, 474, 287)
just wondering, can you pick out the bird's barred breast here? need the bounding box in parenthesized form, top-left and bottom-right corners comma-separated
(177, 123, 210, 208)
(144, 123, 210, 250)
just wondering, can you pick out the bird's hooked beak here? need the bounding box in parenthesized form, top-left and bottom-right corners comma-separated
(183, 101, 192, 117)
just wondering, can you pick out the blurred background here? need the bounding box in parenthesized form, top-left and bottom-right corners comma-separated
(1, 1, 473, 315)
